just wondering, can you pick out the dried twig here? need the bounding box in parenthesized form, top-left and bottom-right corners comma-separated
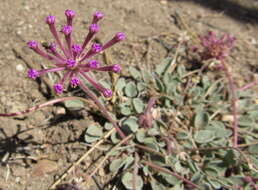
(49, 128, 116, 190)
(88, 134, 133, 179)
(132, 152, 140, 190)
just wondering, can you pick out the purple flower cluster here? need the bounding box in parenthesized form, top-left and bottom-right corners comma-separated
(196, 31, 235, 61)
(27, 10, 125, 97)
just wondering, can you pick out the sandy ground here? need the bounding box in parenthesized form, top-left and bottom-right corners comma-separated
(0, 0, 258, 189)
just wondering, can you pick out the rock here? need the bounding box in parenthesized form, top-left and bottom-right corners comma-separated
(32, 159, 59, 177)
(53, 107, 66, 116)
(16, 64, 24, 72)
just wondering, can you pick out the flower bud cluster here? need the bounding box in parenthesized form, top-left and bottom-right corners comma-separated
(27, 10, 125, 97)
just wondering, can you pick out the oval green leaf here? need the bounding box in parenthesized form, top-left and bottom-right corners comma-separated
(194, 130, 215, 143)
(122, 172, 143, 190)
(124, 82, 138, 97)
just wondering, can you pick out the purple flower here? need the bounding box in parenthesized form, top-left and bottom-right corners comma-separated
(27, 40, 38, 49)
(92, 11, 103, 24)
(89, 24, 99, 34)
(27, 69, 39, 79)
(87, 60, 99, 68)
(54, 83, 63, 94)
(103, 89, 112, 98)
(27, 10, 125, 97)
(196, 31, 236, 61)
(65, 9, 75, 19)
(70, 76, 80, 87)
(45, 15, 55, 25)
(66, 59, 76, 68)
(61, 25, 72, 35)
(90, 43, 102, 53)
(71, 44, 81, 54)
(48, 43, 57, 52)
(111, 64, 121, 73)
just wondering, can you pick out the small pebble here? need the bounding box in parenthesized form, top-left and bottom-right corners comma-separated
(54, 107, 66, 115)
(16, 64, 24, 72)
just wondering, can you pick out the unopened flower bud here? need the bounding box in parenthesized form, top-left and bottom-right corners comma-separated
(89, 24, 99, 34)
(91, 43, 102, 53)
(71, 44, 81, 54)
(92, 11, 103, 23)
(114, 32, 125, 42)
(61, 25, 72, 35)
(27, 40, 38, 49)
(111, 64, 121, 73)
(65, 9, 75, 19)
(66, 59, 76, 68)
(54, 83, 63, 94)
(70, 76, 80, 87)
(45, 15, 55, 25)
(27, 69, 39, 79)
(87, 60, 98, 68)
(103, 89, 112, 98)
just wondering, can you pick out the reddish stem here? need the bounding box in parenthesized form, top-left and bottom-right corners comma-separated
(221, 61, 238, 148)
(0, 97, 86, 117)
(239, 79, 258, 91)
(79, 82, 126, 140)
(142, 160, 199, 189)
(138, 97, 156, 128)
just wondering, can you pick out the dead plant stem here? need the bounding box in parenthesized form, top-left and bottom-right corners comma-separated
(49, 128, 116, 190)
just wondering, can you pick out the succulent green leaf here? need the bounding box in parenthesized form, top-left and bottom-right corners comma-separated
(119, 104, 132, 116)
(122, 117, 139, 132)
(150, 179, 166, 190)
(194, 130, 215, 143)
(238, 116, 254, 127)
(191, 171, 203, 183)
(176, 132, 189, 140)
(121, 172, 143, 190)
(84, 125, 103, 143)
(123, 156, 134, 169)
(111, 132, 120, 144)
(125, 82, 138, 97)
(104, 122, 113, 130)
(129, 66, 142, 80)
(155, 57, 172, 76)
(64, 99, 84, 110)
(161, 173, 180, 185)
(141, 70, 152, 83)
(109, 158, 124, 172)
(143, 137, 159, 151)
(193, 112, 209, 128)
(136, 129, 146, 143)
(248, 144, 258, 154)
(147, 124, 160, 136)
(137, 82, 146, 92)
(176, 64, 186, 77)
(133, 98, 145, 113)
(154, 76, 165, 92)
(223, 150, 239, 166)
(208, 121, 232, 138)
(116, 78, 126, 94)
